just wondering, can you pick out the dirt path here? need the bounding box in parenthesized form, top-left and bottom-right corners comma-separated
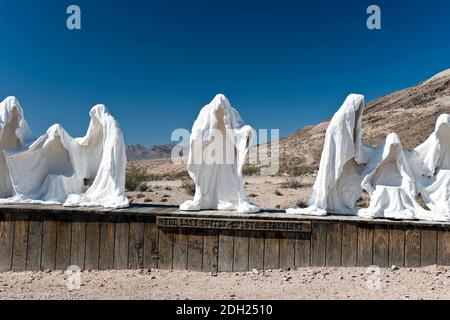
(1, 266, 449, 300)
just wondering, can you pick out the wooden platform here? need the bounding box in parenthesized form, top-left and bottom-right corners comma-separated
(1, 204, 450, 272)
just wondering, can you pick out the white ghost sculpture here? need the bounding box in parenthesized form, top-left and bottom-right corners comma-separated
(1, 104, 128, 209)
(408, 114, 450, 220)
(287, 94, 370, 216)
(0, 97, 33, 198)
(358, 133, 429, 220)
(180, 94, 260, 213)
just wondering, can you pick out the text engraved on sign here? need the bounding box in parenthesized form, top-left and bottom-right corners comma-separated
(157, 217, 311, 233)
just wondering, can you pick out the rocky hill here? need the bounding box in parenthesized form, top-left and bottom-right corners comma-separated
(126, 144, 174, 160)
(277, 69, 450, 171)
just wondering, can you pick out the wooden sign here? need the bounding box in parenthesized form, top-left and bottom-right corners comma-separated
(156, 216, 311, 233)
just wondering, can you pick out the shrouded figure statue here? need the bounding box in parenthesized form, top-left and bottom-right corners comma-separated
(409, 114, 450, 220)
(180, 94, 260, 213)
(0, 104, 128, 209)
(358, 133, 429, 220)
(287, 94, 371, 216)
(0, 97, 33, 198)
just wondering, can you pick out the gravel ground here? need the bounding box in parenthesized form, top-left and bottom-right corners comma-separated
(1, 265, 450, 300)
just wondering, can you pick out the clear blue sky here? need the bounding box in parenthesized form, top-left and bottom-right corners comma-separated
(0, 0, 449, 146)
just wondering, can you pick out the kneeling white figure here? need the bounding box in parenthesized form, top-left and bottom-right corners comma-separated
(287, 94, 371, 216)
(358, 133, 430, 220)
(0, 104, 128, 209)
(180, 94, 260, 213)
(408, 114, 450, 221)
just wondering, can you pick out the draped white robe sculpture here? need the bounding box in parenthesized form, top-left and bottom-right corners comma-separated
(0, 104, 128, 209)
(358, 133, 430, 220)
(287, 94, 370, 216)
(180, 94, 260, 213)
(408, 114, 450, 220)
(0, 97, 33, 198)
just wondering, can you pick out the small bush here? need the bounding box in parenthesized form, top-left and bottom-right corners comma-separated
(137, 183, 149, 192)
(181, 178, 196, 196)
(282, 175, 302, 189)
(248, 193, 257, 198)
(165, 186, 173, 191)
(143, 198, 152, 203)
(274, 190, 283, 196)
(126, 166, 149, 191)
(242, 165, 260, 176)
(295, 200, 308, 208)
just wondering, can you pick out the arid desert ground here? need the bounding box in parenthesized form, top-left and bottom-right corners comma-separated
(1, 266, 450, 300)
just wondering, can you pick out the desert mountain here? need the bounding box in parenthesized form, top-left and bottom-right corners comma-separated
(126, 144, 174, 160)
(276, 69, 450, 171)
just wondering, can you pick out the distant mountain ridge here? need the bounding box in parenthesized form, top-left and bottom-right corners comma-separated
(126, 143, 174, 160)
(276, 68, 450, 169)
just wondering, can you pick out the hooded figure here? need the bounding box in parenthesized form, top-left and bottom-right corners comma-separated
(0, 104, 128, 209)
(0, 97, 33, 197)
(408, 114, 450, 220)
(358, 133, 430, 220)
(287, 94, 370, 215)
(180, 94, 260, 213)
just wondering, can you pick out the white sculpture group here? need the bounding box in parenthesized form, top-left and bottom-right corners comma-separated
(0, 96, 128, 209)
(2, 92, 450, 221)
(287, 94, 450, 222)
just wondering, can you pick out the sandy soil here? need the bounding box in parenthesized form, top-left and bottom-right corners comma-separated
(1, 266, 450, 300)
(128, 175, 315, 211)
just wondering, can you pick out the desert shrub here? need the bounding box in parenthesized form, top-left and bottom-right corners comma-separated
(274, 190, 283, 196)
(143, 198, 152, 203)
(242, 165, 260, 176)
(181, 178, 196, 196)
(126, 166, 149, 191)
(248, 193, 257, 198)
(295, 200, 308, 208)
(281, 175, 302, 189)
(137, 183, 149, 192)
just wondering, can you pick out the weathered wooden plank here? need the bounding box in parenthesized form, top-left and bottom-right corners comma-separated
(0, 212, 14, 272)
(295, 233, 311, 267)
(203, 229, 219, 273)
(128, 218, 145, 269)
(41, 215, 58, 270)
(341, 223, 358, 266)
(99, 216, 115, 270)
(113, 216, 129, 269)
(85, 215, 100, 270)
(218, 230, 234, 272)
(233, 231, 249, 272)
(186, 229, 203, 271)
(437, 228, 450, 265)
(70, 217, 86, 270)
(248, 231, 264, 271)
(357, 225, 373, 267)
(279, 234, 295, 269)
(373, 226, 389, 268)
(326, 223, 342, 267)
(12, 213, 29, 271)
(264, 232, 280, 270)
(172, 228, 188, 270)
(26, 213, 43, 271)
(389, 227, 405, 267)
(158, 228, 174, 269)
(405, 228, 421, 267)
(55, 216, 72, 270)
(143, 222, 159, 269)
(311, 222, 327, 267)
(421, 229, 437, 266)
